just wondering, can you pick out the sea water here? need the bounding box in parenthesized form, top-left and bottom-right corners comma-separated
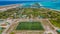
(0, 1, 60, 10)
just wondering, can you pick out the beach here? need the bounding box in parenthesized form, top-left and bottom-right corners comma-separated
(0, 3, 60, 12)
(0, 4, 20, 11)
(41, 7, 60, 12)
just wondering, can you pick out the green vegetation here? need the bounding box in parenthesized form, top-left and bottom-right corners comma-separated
(0, 8, 21, 19)
(56, 30, 60, 34)
(48, 11, 60, 28)
(0, 27, 5, 34)
(16, 22, 44, 30)
(50, 19, 60, 28)
(0, 3, 60, 28)
(10, 32, 15, 34)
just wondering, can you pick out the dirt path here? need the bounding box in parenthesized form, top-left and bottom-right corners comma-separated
(39, 19, 57, 34)
(2, 18, 58, 34)
(7, 19, 20, 34)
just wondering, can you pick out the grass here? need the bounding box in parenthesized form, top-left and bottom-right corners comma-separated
(10, 32, 15, 34)
(16, 22, 44, 30)
(50, 19, 60, 28)
(58, 32, 60, 34)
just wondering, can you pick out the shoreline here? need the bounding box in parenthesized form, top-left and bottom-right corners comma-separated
(41, 7, 60, 12)
(49, 9, 60, 11)
(0, 4, 60, 12)
(38, 3, 60, 12)
(0, 4, 20, 11)
(47, 8, 60, 12)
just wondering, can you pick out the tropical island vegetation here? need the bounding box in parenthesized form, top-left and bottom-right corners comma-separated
(0, 3, 60, 34)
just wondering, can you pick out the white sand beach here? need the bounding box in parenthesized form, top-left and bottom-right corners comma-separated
(0, 4, 20, 11)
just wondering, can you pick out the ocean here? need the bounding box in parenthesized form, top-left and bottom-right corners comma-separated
(0, 1, 60, 10)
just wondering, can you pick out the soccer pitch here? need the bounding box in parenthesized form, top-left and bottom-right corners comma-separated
(16, 22, 44, 30)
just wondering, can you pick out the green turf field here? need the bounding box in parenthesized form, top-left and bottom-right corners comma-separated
(16, 22, 44, 30)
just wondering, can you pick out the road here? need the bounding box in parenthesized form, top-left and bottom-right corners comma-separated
(7, 19, 20, 34)
(38, 19, 57, 34)
(2, 19, 19, 34)
(2, 18, 58, 34)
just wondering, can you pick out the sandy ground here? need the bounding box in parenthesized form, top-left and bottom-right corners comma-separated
(0, 4, 20, 11)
